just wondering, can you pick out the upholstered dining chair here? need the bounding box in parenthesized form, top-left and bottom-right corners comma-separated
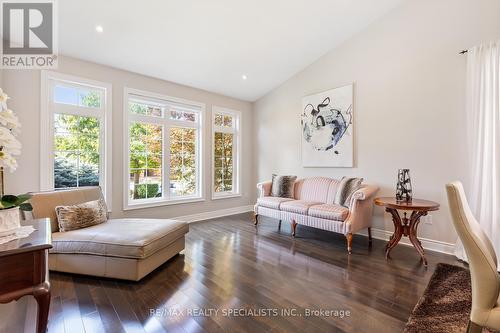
(446, 181, 500, 333)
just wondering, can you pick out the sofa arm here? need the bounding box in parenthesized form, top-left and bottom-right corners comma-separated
(350, 184, 379, 202)
(256, 181, 272, 198)
(345, 184, 379, 234)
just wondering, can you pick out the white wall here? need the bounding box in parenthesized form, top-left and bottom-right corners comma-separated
(253, 0, 500, 246)
(2, 56, 255, 219)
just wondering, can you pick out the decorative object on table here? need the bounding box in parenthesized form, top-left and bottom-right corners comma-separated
(0, 218, 52, 333)
(270, 174, 297, 198)
(301, 84, 353, 167)
(403, 263, 487, 333)
(374, 197, 439, 266)
(396, 168, 412, 202)
(0, 193, 33, 241)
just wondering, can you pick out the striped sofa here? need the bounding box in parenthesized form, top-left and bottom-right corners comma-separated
(254, 177, 379, 253)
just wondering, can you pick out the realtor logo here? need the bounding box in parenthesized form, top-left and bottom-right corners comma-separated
(1, 0, 57, 68)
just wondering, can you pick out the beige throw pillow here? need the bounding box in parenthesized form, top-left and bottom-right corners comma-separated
(334, 177, 364, 207)
(271, 174, 297, 198)
(55, 199, 107, 232)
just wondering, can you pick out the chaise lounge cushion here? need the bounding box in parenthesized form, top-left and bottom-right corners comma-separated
(280, 200, 322, 215)
(51, 218, 188, 259)
(257, 196, 294, 210)
(308, 204, 349, 221)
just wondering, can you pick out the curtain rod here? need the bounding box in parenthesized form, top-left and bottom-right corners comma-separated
(459, 50, 468, 55)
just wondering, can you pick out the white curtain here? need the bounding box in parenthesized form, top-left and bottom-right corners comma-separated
(455, 40, 500, 265)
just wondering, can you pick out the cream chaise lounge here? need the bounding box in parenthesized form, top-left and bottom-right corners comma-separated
(27, 187, 188, 281)
(254, 177, 379, 253)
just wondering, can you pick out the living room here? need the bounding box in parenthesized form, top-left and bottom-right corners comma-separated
(0, 0, 499, 332)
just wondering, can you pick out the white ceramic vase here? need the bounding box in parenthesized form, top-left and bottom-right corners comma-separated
(0, 207, 20, 237)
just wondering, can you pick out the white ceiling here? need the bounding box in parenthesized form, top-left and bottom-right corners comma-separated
(59, 0, 404, 101)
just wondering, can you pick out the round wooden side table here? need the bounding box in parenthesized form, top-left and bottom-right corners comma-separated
(374, 197, 440, 266)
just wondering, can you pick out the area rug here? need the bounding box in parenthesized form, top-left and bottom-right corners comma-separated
(404, 263, 497, 333)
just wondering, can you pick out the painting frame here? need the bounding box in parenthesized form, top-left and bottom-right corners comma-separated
(301, 84, 354, 168)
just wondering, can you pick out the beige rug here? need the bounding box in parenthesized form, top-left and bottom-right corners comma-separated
(404, 263, 497, 333)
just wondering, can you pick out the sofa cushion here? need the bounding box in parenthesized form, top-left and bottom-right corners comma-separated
(271, 174, 297, 198)
(308, 204, 349, 221)
(294, 177, 333, 202)
(257, 196, 294, 209)
(50, 218, 188, 259)
(55, 198, 107, 232)
(334, 177, 364, 207)
(280, 200, 322, 215)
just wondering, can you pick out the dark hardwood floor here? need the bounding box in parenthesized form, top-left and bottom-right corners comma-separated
(46, 213, 463, 333)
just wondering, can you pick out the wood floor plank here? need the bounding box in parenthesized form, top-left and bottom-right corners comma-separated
(101, 280, 147, 333)
(47, 296, 65, 333)
(48, 213, 464, 333)
(89, 281, 126, 333)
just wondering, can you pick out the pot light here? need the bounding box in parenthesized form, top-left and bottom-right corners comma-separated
(242, 74, 248, 80)
(95, 25, 104, 33)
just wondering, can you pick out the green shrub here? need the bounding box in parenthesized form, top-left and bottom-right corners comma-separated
(134, 183, 161, 199)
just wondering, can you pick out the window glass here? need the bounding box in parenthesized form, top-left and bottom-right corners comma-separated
(129, 101, 163, 117)
(54, 85, 101, 108)
(54, 85, 78, 106)
(170, 109, 196, 122)
(214, 132, 233, 192)
(129, 122, 163, 200)
(169, 127, 197, 197)
(53, 114, 100, 189)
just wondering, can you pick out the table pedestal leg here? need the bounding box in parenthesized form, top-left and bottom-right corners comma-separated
(385, 208, 428, 266)
(409, 211, 428, 266)
(385, 208, 403, 259)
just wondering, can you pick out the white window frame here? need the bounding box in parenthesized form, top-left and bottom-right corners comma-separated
(211, 106, 242, 200)
(123, 87, 205, 210)
(40, 71, 113, 209)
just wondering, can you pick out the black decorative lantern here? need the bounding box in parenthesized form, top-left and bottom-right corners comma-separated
(396, 169, 412, 202)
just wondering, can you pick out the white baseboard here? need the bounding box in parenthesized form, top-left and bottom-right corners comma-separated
(174, 205, 254, 223)
(360, 228, 455, 255)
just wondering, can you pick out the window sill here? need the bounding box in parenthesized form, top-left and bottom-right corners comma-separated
(211, 193, 242, 200)
(123, 197, 205, 211)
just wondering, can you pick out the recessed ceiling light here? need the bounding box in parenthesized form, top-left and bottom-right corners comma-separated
(95, 25, 104, 33)
(241, 74, 247, 80)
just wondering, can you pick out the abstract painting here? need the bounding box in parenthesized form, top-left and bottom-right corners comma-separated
(301, 84, 353, 167)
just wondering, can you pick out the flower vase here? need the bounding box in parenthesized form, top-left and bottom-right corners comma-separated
(0, 207, 20, 237)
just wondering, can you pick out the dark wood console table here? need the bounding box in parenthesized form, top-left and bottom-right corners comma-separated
(374, 197, 439, 266)
(0, 218, 52, 333)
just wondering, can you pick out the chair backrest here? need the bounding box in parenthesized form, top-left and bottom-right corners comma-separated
(29, 186, 103, 233)
(446, 181, 499, 315)
(293, 177, 334, 203)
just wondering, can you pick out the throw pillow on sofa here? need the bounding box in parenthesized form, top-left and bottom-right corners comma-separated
(55, 198, 108, 232)
(271, 174, 297, 198)
(334, 177, 363, 207)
